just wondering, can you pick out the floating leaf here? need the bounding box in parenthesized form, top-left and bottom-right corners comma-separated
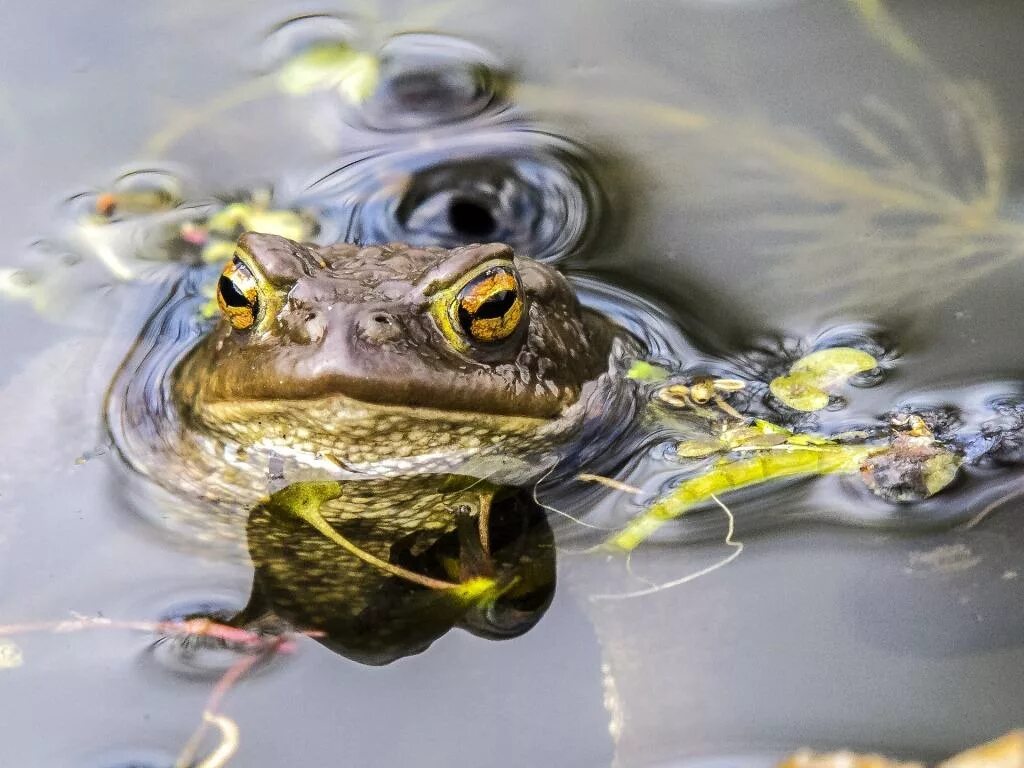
(627, 361, 670, 382)
(277, 43, 380, 103)
(769, 370, 831, 412)
(243, 209, 311, 242)
(770, 347, 878, 412)
(0, 639, 23, 670)
(201, 240, 237, 265)
(790, 347, 879, 378)
(199, 201, 316, 264)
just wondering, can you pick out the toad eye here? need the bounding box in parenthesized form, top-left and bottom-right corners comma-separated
(216, 257, 261, 330)
(454, 266, 525, 344)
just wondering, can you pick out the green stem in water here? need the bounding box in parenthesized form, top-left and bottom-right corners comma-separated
(264, 481, 483, 593)
(606, 445, 877, 552)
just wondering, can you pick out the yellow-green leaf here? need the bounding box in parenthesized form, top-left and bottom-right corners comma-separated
(201, 203, 315, 263)
(922, 452, 960, 496)
(769, 370, 831, 412)
(206, 203, 249, 234)
(790, 347, 878, 379)
(277, 43, 380, 104)
(770, 347, 878, 412)
(243, 209, 312, 242)
(627, 360, 670, 382)
(200, 240, 237, 265)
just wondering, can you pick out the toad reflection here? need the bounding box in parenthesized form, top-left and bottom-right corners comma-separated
(230, 478, 555, 665)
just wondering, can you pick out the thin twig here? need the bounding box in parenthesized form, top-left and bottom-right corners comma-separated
(576, 473, 644, 495)
(590, 492, 745, 601)
(531, 463, 618, 532)
(174, 636, 288, 768)
(194, 713, 240, 768)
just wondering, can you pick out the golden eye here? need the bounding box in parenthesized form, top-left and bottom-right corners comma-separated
(216, 257, 261, 330)
(454, 266, 524, 343)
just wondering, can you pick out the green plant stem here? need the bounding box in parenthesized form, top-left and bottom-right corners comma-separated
(606, 445, 876, 552)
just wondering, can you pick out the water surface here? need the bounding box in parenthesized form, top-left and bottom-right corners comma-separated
(2, 1, 1024, 766)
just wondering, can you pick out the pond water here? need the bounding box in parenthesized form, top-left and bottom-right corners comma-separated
(2, 1, 1024, 766)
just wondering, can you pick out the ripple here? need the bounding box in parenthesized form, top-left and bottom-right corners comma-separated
(259, 13, 361, 72)
(263, 16, 506, 130)
(297, 127, 605, 264)
(359, 33, 507, 130)
(144, 594, 256, 681)
(63, 168, 186, 223)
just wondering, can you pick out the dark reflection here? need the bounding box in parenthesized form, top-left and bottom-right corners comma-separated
(361, 33, 507, 130)
(299, 128, 604, 264)
(235, 476, 556, 666)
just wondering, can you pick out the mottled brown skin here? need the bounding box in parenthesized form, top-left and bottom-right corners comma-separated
(172, 233, 620, 476)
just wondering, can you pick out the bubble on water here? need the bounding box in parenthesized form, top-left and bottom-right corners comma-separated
(299, 127, 605, 264)
(358, 33, 506, 130)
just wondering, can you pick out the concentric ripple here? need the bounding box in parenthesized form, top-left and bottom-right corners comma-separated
(359, 33, 508, 130)
(144, 593, 256, 681)
(259, 13, 361, 72)
(262, 17, 507, 130)
(296, 128, 605, 264)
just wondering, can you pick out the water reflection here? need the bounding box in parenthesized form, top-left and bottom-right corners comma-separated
(6, 1, 1024, 763)
(237, 478, 555, 665)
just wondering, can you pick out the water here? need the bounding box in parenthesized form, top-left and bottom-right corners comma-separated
(2, 1, 1024, 765)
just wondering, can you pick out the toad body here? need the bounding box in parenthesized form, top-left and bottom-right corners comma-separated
(108, 232, 637, 549)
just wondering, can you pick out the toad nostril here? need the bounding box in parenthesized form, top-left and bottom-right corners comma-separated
(360, 311, 401, 343)
(448, 198, 496, 239)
